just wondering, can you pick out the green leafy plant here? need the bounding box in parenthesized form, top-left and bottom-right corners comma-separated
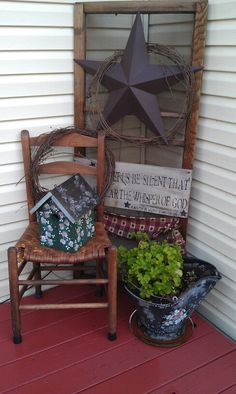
(118, 232, 184, 300)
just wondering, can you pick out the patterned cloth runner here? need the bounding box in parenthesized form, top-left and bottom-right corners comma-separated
(104, 212, 185, 252)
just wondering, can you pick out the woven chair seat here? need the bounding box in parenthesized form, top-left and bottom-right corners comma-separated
(16, 222, 111, 264)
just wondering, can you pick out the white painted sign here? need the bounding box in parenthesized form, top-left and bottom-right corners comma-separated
(105, 162, 192, 218)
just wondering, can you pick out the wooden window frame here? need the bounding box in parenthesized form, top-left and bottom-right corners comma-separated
(74, 1, 208, 238)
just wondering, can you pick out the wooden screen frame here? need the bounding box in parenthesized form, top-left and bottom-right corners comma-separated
(74, 0, 208, 239)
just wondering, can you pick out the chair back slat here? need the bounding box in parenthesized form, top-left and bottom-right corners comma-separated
(39, 161, 97, 175)
(30, 133, 98, 148)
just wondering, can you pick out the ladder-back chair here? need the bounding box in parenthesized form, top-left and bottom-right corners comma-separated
(8, 130, 117, 344)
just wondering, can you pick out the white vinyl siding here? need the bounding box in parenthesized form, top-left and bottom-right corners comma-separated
(187, 0, 236, 340)
(0, 1, 75, 301)
(0, 0, 235, 342)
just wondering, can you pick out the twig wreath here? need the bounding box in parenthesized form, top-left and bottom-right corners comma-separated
(31, 44, 196, 201)
(30, 127, 115, 201)
(85, 43, 196, 145)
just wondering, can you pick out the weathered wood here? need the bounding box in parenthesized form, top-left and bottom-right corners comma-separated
(38, 161, 97, 175)
(21, 130, 35, 221)
(19, 266, 38, 299)
(20, 303, 109, 310)
(83, 1, 201, 14)
(8, 247, 22, 343)
(183, 2, 208, 170)
(181, 1, 208, 238)
(107, 246, 117, 338)
(30, 133, 98, 147)
(74, 3, 85, 128)
(40, 265, 96, 271)
(18, 279, 109, 286)
(105, 162, 192, 218)
(96, 131, 105, 222)
(85, 108, 186, 119)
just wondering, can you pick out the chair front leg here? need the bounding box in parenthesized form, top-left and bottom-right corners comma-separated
(8, 247, 22, 344)
(107, 246, 117, 341)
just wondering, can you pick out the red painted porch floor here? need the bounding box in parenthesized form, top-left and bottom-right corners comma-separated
(0, 285, 235, 394)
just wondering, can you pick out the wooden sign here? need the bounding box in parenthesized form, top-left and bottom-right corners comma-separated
(105, 162, 192, 218)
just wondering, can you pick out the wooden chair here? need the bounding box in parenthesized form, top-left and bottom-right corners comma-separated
(8, 130, 117, 344)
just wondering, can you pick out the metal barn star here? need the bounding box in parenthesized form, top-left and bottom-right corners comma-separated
(75, 14, 198, 144)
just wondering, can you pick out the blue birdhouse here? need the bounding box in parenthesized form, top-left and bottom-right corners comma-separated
(31, 174, 98, 253)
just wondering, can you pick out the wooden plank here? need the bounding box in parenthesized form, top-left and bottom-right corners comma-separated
(39, 161, 97, 175)
(0, 289, 133, 359)
(79, 332, 235, 394)
(30, 132, 97, 147)
(0, 285, 94, 325)
(20, 302, 109, 310)
(105, 162, 192, 218)
(0, 316, 133, 392)
(181, 2, 208, 238)
(84, 1, 199, 14)
(148, 351, 236, 393)
(17, 327, 234, 394)
(0, 314, 213, 394)
(182, 1, 208, 170)
(149, 350, 236, 394)
(74, 3, 85, 128)
(220, 384, 236, 394)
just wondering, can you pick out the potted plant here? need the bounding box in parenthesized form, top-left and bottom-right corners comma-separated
(118, 232, 221, 344)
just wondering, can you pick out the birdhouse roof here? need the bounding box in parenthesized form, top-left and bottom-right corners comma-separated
(30, 174, 98, 224)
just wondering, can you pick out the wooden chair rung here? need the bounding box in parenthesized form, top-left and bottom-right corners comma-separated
(20, 303, 109, 310)
(18, 278, 109, 286)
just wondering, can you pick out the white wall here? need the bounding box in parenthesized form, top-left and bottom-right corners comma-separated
(187, 0, 236, 340)
(0, 1, 75, 299)
(0, 0, 235, 340)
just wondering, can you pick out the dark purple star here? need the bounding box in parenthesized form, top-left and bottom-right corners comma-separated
(75, 13, 200, 144)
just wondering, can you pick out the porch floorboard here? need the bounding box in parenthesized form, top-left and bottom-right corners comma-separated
(0, 285, 235, 394)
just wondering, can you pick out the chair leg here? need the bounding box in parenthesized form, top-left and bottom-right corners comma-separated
(8, 247, 22, 344)
(34, 263, 43, 299)
(107, 246, 117, 341)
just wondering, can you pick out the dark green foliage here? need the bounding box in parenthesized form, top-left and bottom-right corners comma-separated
(118, 232, 184, 300)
